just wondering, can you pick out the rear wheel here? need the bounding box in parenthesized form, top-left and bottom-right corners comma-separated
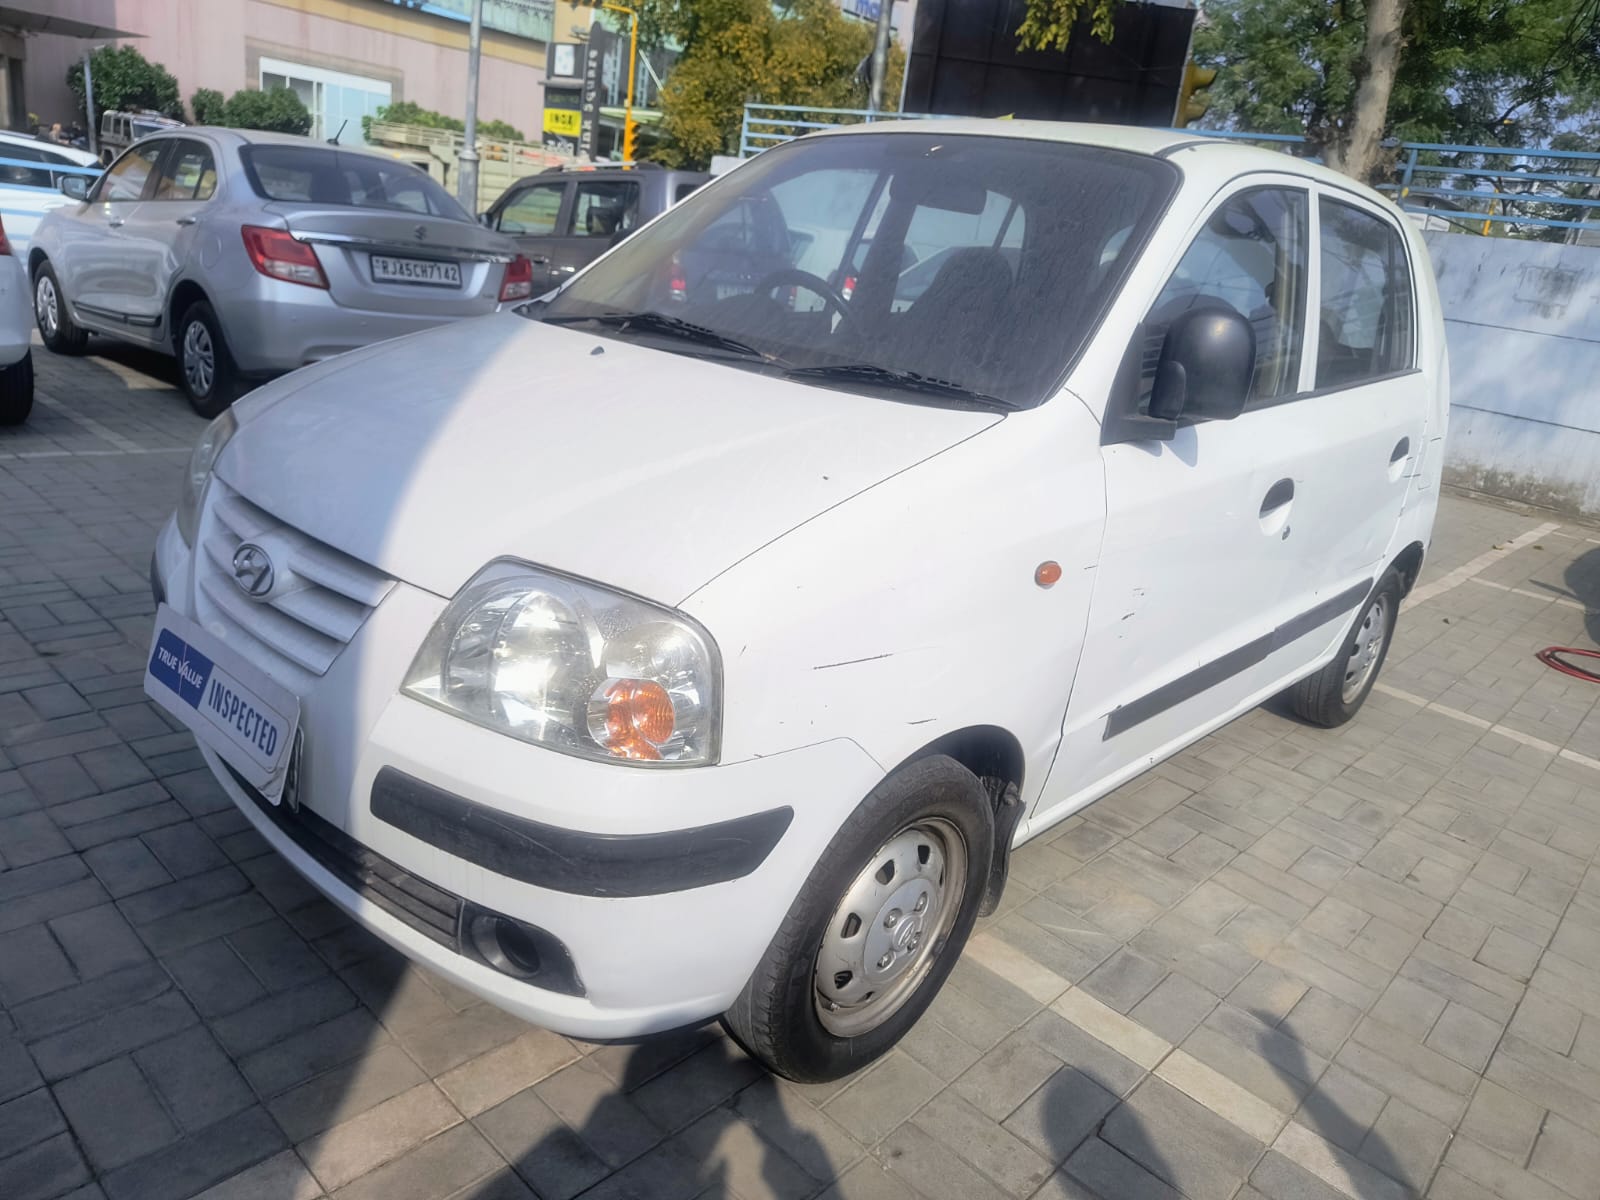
(0, 351, 34, 425)
(33, 264, 88, 355)
(722, 755, 993, 1082)
(1287, 567, 1402, 727)
(176, 300, 242, 417)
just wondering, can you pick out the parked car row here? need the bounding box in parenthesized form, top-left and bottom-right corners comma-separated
(138, 120, 1447, 1082)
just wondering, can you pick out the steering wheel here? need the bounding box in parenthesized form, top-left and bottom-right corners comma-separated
(753, 268, 856, 326)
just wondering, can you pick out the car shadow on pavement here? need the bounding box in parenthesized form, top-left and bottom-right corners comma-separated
(1564, 546, 1600, 645)
(1263, 1009, 1419, 1198)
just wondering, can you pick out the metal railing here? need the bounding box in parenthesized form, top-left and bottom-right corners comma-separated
(737, 104, 1600, 238)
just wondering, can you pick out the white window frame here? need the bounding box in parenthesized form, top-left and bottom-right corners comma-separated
(258, 57, 392, 144)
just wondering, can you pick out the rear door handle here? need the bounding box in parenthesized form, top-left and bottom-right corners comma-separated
(175, 216, 197, 226)
(530, 255, 551, 265)
(1260, 477, 1295, 516)
(1391, 437, 1411, 464)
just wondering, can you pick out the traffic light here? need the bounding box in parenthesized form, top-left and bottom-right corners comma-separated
(621, 118, 638, 162)
(1175, 61, 1217, 128)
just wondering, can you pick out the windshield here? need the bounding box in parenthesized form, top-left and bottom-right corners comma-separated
(240, 145, 471, 220)
(539, 132, 1177, 407)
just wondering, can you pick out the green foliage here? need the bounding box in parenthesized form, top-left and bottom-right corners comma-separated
(648, 0, 905, 169)
(222, 87, 313, 136)
(359, 100, 524, 142)
(1194, 0, 1600, 151)
(190, 88, 227, 125)
(1014, 0, 1119, 52)
(66, 46, 182, 124)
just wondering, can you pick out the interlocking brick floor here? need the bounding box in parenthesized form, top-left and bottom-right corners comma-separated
(3, 339, 1600, 1200)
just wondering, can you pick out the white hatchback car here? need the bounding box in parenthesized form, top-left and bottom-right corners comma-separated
(146, 122, 1445, 1082)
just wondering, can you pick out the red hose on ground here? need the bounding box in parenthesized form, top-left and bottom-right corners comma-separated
(1536, 646, 1600, 684)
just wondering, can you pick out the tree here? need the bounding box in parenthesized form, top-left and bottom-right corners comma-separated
(66, 46, 182, 125)
(360, 101, 524, 143)
(1193, 0, 1600, 178)
(190, 88, 227, 125)
(647, 0, 905, 168)
(1013, 0, 1118, 52)
(222, 87, 313, 136)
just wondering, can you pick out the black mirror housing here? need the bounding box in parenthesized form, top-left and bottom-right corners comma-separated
(1147, 306, 1255, 423)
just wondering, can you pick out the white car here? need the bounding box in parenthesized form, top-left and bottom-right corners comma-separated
(0, 212, 35, 425)
(146, 121, 1446, 1082)
(0, 131, 99, 252)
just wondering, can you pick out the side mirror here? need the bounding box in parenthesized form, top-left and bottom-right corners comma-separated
(478, 211, 493, 227)
(59, 175, 89, 201)
(1147, 306, 1255, 423)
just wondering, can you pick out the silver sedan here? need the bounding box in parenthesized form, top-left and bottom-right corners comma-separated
(29, 128, 531, 415)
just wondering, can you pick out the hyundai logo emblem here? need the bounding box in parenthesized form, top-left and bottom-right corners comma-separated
(231, 543, 275, 599)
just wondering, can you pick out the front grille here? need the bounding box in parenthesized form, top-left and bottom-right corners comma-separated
(195, 482, 393, 676)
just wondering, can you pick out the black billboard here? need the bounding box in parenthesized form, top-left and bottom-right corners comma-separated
(903, 0, 1196, 126)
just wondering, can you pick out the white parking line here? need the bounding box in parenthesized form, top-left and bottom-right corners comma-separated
(1374, 682, 1597, 772)
(32, 393, 145, 452)
(1465, 575, 1589, 611)
(1401, 521, 1563, 612)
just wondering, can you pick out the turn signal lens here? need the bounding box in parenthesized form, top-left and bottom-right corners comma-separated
(241, 226, 328, 289)
(499, 254, 533, 302)
(589, 678, 675, 761)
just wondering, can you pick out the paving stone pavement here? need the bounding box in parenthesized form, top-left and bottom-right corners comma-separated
(3, 340, 1600, 1200)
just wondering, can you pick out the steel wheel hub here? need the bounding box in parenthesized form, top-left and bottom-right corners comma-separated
(813, 817, 965, 1038)
(182, 320, 214, 396)
(1342, 594, 1389, 703)
(35, 276, 57, 337)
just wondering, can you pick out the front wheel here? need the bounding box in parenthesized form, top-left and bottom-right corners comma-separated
(722, 755, 994, 1082)
(1287, 567, 1403, 727)
(0, 351, 34, 425)
(33, 264, 88, 355)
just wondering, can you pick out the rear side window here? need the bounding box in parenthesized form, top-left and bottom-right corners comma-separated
(240, 146, 469, 221)
(573, 180, 639, 238)
(674, 181, 702, 203)
(1143, 187, 1310, 406)
(153, 140, 216, 201)
(1316, 199, 1415, 388)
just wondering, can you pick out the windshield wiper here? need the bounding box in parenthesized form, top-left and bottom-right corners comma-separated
(541, 310, 770, 361)
(783, 363, 1016, 411)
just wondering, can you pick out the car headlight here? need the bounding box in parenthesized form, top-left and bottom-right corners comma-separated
(403, 562, 721, 766)
(176, 410, 238, 546)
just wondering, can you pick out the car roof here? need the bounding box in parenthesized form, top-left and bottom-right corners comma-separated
(0, 130, 99, 166)
(169, 127, 417, 164)
(811, 118, 1393, 207)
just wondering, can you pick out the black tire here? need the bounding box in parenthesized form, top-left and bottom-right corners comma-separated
(175, 300, 243, 418)
(0, 351, 33, 426)
(32, 262, 89, 355)
(722, 755, 994, 1082)
(1287, 567, 1403, 728)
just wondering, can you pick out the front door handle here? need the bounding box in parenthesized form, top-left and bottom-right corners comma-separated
(1260, 477, 1295, 516)
(1391, 437, 1411, 464)
(107, 218, 124, 228)
(175, 216, 197, 226)
(530, 255, 551, 266)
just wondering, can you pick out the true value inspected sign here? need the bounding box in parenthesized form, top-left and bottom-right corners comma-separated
(143, 604, 300, 801)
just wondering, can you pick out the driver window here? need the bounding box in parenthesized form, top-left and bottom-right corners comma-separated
(99, 142, 165, 202)
(1142, 187, 1309, 408)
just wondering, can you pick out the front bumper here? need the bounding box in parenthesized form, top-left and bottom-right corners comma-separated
(154, 516, 884, 1039)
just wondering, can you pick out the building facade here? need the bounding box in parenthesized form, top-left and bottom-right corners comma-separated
(25, 0, 549, 145)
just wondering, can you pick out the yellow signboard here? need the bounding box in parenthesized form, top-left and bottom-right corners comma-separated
(544, 108, 581, 137)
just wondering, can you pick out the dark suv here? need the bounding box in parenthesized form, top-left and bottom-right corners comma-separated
(482, 163, 710, 292)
